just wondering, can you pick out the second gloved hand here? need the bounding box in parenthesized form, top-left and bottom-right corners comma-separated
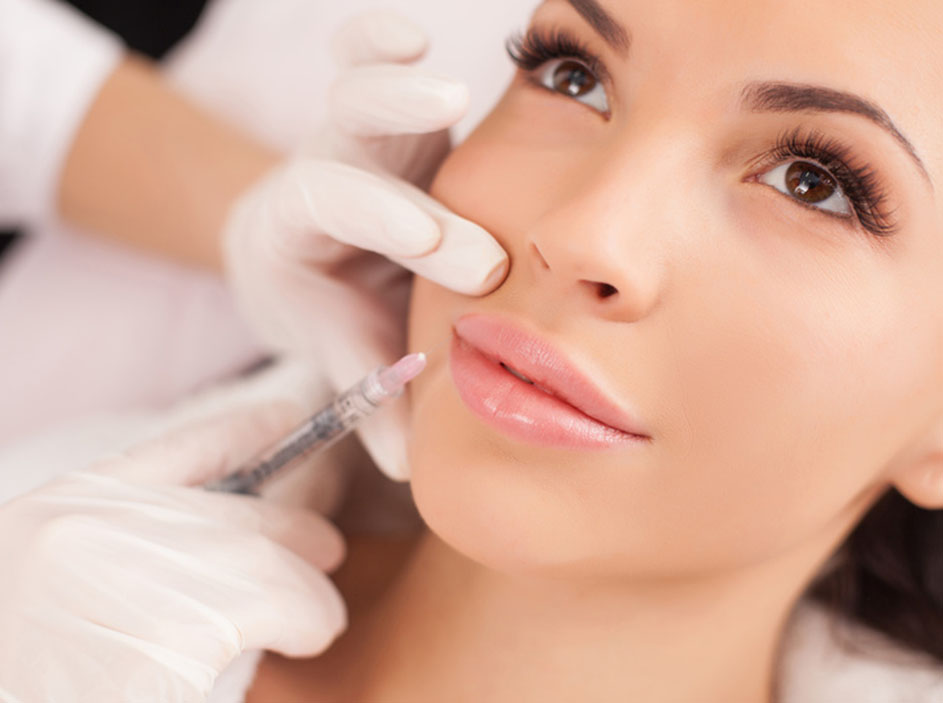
(222, 10, 508, 483)
(0, 402, 347, 703)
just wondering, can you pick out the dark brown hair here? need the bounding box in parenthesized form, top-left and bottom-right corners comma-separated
(806, 487, 943, 663)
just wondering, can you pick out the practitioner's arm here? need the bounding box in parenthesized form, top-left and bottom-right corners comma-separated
(57, 53, 278, 270)
(61, 10, 509, 484)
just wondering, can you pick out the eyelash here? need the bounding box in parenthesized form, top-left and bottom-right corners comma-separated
(750, 127, 898, 237)
(505, 27, 610, 88)
(504, 27, 899, 239)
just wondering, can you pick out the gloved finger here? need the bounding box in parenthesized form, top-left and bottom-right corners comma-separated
(316, 318, 413, 482)
(48, 516, 347, 661)
(51, 472, 347, 573)
(356, 401, 412, 482)
(259, 159, 441, 260)
(330, 63, 469, 137)
(227, 547, 348, 656)
(331, 9, 428, 68)
(265, 160, 508, 294)
(165, 489, 347, 573)
(384, 178, 510, 295)
(90, 401, 305, 487)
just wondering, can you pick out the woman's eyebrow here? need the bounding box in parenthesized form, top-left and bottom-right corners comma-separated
(561, 0, 631, 56)
(740, 80, 933, 190)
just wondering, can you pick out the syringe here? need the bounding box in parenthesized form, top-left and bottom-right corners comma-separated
(203, 352, 427, 495)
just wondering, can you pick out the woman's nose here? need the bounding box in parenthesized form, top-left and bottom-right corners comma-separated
(524, 186, 666, 322)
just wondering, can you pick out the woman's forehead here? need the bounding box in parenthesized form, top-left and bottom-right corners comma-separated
(534, 0, 938, 64)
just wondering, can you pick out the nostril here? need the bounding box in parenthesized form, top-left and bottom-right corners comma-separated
(596, 282, 618, 299)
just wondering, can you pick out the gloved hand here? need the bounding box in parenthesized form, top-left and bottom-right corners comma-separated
(0, 402, 347, 703)
(223, 10, 509, 483)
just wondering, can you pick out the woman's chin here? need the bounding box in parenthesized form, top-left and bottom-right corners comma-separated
(407, 367, 593, 577)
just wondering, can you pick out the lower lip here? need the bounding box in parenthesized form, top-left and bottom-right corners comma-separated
(448, 332, 644, 449)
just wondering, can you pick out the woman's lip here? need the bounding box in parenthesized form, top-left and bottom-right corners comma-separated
(448, 314, 652, 448)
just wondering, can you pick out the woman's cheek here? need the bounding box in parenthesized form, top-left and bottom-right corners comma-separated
(428, 136, 507, 220)
(427, 83, 577, 218)
(406, 276, 447, 357)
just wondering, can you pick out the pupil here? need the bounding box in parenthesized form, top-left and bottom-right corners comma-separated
(786, 161, 836, 203)
(553, 60, 596, 97)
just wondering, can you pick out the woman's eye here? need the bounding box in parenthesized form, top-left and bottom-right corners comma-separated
(758, 160, 853, 218)
(536, 58, 610, 115)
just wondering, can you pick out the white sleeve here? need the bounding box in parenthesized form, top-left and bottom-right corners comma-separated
(0, 0, 122, 227)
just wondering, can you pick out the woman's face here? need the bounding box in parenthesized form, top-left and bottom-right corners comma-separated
(406, 0, 943, 580)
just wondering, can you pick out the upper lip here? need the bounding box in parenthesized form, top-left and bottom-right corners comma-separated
(453, 313, 651, 439)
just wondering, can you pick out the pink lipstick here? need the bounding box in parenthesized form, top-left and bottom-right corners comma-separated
(449, 314, 651, 449)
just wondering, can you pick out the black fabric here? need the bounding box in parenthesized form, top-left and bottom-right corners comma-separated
(0, 0, 213, 267)
(62, 0, 212, 60)
(0, 231, 20, 261)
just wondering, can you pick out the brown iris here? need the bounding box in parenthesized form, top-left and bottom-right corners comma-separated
(551, 60, 597, 98)
(785, 161, 839, 204)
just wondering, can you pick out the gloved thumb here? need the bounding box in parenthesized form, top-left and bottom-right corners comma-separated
(91, 401, 304, 487)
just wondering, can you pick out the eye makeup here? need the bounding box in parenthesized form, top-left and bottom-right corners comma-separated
(506, 26, 612, 91)
(746, 126, 898, 237)
(504, 24, 901, 240)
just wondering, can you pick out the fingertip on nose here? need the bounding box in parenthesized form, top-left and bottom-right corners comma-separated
(485, 256, 510, 289)
(440, 247, 509, 296)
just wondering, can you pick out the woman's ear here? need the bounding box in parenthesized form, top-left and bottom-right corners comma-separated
(888, 416, 943, 510)
(893, 463, 943, 510)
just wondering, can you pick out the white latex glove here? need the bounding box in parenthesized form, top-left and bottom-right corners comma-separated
(0, 402, 347, 703)
(223, 10, 509, 483)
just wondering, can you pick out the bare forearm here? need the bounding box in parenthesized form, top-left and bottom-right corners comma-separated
(57, 54, 280, 270)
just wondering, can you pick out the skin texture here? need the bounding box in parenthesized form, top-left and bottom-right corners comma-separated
(410, 0, 943, 576)
(247, 0, 943, 701)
